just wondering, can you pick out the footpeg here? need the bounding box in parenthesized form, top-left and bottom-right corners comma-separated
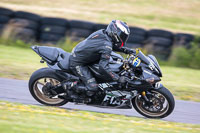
(63, 81, 78, 90)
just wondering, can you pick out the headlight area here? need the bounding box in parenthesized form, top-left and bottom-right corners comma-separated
(143, 69, 161, 84)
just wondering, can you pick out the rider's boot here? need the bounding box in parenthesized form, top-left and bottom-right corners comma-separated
(63, 81, 98, 103)
(75, 84, 96, 97)
(74, 84, 96, 104)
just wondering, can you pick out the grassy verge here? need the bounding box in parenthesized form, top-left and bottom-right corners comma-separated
(0, 44, 200, 102)
(0, 0, 200, 34)
(0, 45, 45, 80)
(0, 101, 199, 133)
(161, 66, 200, 102)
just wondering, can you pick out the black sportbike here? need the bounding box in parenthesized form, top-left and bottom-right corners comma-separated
(29, 46, 175, 118)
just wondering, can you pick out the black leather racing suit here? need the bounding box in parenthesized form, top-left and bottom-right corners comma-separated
(69, 29, 133, 93)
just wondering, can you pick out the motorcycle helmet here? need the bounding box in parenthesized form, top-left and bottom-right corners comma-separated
(106, 20, 130, 48)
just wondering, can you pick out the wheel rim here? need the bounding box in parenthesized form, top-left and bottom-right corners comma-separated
(135, 90, 169, 117)
(33, 77, 65, 104)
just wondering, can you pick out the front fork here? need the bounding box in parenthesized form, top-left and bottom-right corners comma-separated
(141, 91, 150, 102)
(140, 82, 162, 103)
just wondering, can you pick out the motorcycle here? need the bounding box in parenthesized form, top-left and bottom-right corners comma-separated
(29, 45, 175, 118)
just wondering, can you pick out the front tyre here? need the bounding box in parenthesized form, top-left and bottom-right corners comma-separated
(29, 68, 68, 106)
(132, 86, 175, 118)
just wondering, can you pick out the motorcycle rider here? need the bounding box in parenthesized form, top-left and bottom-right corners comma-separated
(67, 20, 136, 100)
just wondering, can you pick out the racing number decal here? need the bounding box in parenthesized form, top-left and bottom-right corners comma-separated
(133, 57, 141, 67)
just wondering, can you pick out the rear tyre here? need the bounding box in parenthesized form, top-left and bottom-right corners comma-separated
(132, 86, 175, 118)
(29, 68, 68, 106)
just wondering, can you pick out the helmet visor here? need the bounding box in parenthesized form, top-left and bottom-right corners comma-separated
(120, 31, 129, 43)
(118, 31, 129, 47)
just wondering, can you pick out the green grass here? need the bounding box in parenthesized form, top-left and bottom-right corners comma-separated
(161, 66, 200, 102)
(0, 101, 199, 133)
(0, 45, 45, 80)
(0, 0, 200, 34)
(0, 44, 200, 102)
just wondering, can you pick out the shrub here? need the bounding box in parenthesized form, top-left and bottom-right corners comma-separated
(169, 35, 200, 69)
(0, 37, 79, 52)
(57, 39, 79, 52)
(0, 38, 32, 48)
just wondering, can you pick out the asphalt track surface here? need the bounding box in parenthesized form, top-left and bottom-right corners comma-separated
(0, 78, 200, 124)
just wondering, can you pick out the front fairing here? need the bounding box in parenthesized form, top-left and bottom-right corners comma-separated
(147, 55, 162, 77)
(136, 51, 162, 77)
(142, 68, 161, 83)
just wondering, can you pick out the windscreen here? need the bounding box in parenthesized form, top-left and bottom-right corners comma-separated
(137, 51, 150, 65)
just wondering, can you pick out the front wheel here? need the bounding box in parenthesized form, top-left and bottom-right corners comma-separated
(132, 86, 175, 118)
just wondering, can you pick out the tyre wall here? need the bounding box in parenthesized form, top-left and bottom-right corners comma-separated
(0, 7, 196, 60)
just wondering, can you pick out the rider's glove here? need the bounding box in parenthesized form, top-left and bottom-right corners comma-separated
(118, 76, 130, 84)
(123, 47, 136, 55)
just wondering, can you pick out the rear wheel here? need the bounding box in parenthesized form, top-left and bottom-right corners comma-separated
(132, 86, 175, 118)
(29, 68, 68, 106)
